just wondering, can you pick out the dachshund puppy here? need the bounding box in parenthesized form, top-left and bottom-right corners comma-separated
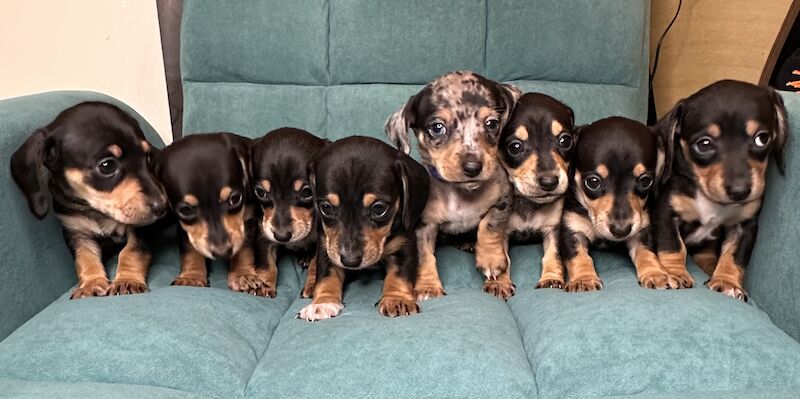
(153, 133, 269, 295)
(654, 80, 788, 301)
(298, 136, 429, 321)
(251, 128, 328, 298)
(11, 102, 167, 299)
(498, 93, 575, 289)
(560, 117, 678, 291)
(385, 70, 521, 300)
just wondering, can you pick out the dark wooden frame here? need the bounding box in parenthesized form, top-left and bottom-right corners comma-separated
(760, 0, 800, 86)
(157, 0, 183, 140)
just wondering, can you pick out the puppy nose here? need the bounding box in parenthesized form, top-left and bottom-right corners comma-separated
(340, 254, 363, 268)
(609, 222, 632, 239)
(151, 199, 168, 218)
(273, 230, 292, 243)
(462, 161, 483, 178)
(725, 183, 751, 202)
(538, 175, 559, 191)
(211, 247, 233, 260)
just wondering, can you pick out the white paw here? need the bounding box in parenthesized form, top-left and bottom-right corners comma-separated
(298, 302, 344, 321)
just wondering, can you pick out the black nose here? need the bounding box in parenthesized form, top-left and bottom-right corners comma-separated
(151, 199, 167, 218)
(340, 254, 363, 268)
(273, 230, 292, 243)
(609, 222, 632, 239)
(538, 175, 559, 191)
(211, 247, 233, 260)
(462, 161, 483, 178)
(725, 183, 751, 202)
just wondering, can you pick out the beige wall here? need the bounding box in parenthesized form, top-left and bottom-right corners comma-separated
(650, 0, 793, 118)
(0, 0, 172, 143)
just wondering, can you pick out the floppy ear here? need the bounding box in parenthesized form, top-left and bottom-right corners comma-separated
(769, 88, 788, 174)
(226, 133, 252, 188)
(385, 92, 422, 155)
(654, 101, 683, 186)
(497, 82, 523, 126)
(394, 153, 430, 231)
(10, 128, 56, 219)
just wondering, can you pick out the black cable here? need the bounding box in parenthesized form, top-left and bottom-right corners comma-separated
(648, 0, 683, 124)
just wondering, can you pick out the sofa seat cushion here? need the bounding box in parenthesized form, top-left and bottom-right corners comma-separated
(0, 376, 208, 399)
(506, 245, 800, 398)
(0, 241, 300, 399)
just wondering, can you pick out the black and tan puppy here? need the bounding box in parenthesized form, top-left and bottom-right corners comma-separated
(499, 93, 575, 289)
(385, 70, 521, 300)
(654, 80, 788, 301)
(298, 136, 429, 321)
(251, 128, 328, 298)
(153, 133, 269, 295)
(11, 102, 167, 298)
(560, 117, 678, 291)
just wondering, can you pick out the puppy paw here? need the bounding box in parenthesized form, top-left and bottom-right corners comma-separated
(707, 277, 748, 302)
(455, 241, 476, 253)
(228, 273, 266, 294)
(298, 256, 312, 269)
(171, 276, 209, 288)
(378, 297, 420, 317)
(297, 302, 344, 322)
(70, 278, 111, 299)
(564, 277, 603, 292)
(638, 271, 680, 290)
(109, 279, 149, 295)
(535, 278, 564, 289)
(254, 283, 277, 298)
(483, 279, 515, 300)
(414, 285, 446, 301)
(665, 267, 695, 288)
(475, 253, 508, 280)
(300, 282, 315, 299)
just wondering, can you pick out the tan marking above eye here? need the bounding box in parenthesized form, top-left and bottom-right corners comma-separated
(551, 121, 563, 136)
(515, 126, 529, 141)
(293, 179, 304, 192)
(363, 193, 378, 207)
(219, 186, 232, 202)
(327, 193, 340, 207)
(432, 109, 455, 124)
(707, 124, 721, 138)
(633, 163, 646, 177)
(108, 145, 122, 158)
(478, 106, 497, 121)
(183, 194, 199, 206)
(596, 164, 609, 178)
(260, 179, 271, 192)
(141, 141, 150, 153)
(745, 120, 760, 136)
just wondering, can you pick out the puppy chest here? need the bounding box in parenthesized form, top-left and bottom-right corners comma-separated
(676, 194, 760, 245)
(437, 196, 486, 234)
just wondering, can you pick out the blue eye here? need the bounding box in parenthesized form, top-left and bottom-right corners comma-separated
(428, 122, 447, 137)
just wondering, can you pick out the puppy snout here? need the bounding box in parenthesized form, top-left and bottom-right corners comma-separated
(538, 175, 559, 192)
(609, 222, 632, 239)
(151, 198, 168, 218)
(725, 181, 751, 202)
(339, 252, 363, 269)
(273, 228, 293, 243)
(210, 246, 233, 260)
(461, 155, 483, 178)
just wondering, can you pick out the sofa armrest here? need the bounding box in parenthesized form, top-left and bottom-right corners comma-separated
(0, 91, 164, 341)
(745, 91, 800, 342)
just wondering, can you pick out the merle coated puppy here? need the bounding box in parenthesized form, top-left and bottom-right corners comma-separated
(11, 102, 167, 298)
(153, 133, 269, 295)
(251, 128, 328, 298)
(560, 117, 678, 291)
(654, 80, 788, 301)
(298, 136, 429, 321)
(498, 93, 576, 289)
(385, 70, 521, 300)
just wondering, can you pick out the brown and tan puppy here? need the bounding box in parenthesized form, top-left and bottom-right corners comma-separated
(654, 80, 788, 301)
(11, 102, 167, 299)
(251, 128, 328, 298)
(386, 70, 521, 300)
(153, 133, 269, 295)
(498, 93, 576, 289)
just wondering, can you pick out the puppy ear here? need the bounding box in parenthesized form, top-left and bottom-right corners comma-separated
(385, 93, 422, 155)
(10, 128, 55, 219)
(394, 153, 430, 231)
(654, 101, 684, 186)
(497, 82, 523, 125)
(565, 105, 575, 128)
(226, 133, 252, 188)
(769, 88, 788, 174)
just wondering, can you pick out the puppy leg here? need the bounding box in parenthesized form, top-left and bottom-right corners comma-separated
(692, 240, 720, 276)
(378, 262, 419, 317)
(253, 239, 278, 298)
(173, 232, 209, 287)
(476, 209, 514, 299)
(707, 221, 756, 301)
(299, 253, 345, 321)
(414, 223, 445, 300)
(228, 245, 267, 295)
(560, 217, 602, 292)
(628, 228, 679, 289)
(301, 255, 317, 298)
(654, 199, 694, 287)
(68, 234, 111, 299)
(109, 228, 150, 295)
(536, 227, 564, 289)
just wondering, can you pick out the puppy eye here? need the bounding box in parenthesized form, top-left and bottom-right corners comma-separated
(299, 185, 313, 202)
(692, 136, 716, 156)
(254, 186, 269, 201)
(317, 201, 335, 218)
(485, 118, 500, 131)
(557, 132, 574, 150)
(176, 204, 196, 220)
(637, 174, 654, 191)
(370, 201, 389, 219)
(97, 158, 118, 177)
(228, 191, 243, 207)
(584, 175, 603, 191)
(754, 131, 770, 148)
(428, 122, 447, 137)
(506, 140, 525, 158)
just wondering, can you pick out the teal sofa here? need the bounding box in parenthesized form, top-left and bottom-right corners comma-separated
(1, 1, 800, 398)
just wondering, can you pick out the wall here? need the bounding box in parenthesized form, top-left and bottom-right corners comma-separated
(0, 0, 172, 143)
